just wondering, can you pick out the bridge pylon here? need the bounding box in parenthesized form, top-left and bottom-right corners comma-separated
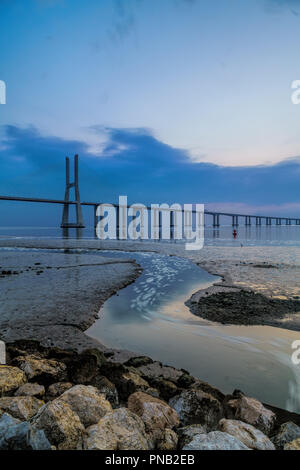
(61, 154, 85, 228)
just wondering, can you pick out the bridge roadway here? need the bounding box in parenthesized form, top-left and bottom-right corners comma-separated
(0, 195, 299, 227)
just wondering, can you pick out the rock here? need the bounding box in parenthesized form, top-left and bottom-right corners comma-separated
(183, 431, 250, 450)
(0, 413, 21, 437)
(157, 429, 178, 450)
(177, 373, 195, 388)
(137, 362, 183, 383)
(0, 419, 52, 450)
(124, 356, 154, 368)
(58, 385, 112, 427)
(128, 392, 179, 446)
(284, 438, 300, 450)
(0, 366, 26, 395)
(218, 418, 275, 450)
(0, 397, 44, 421)
(83, 408, 150, 450)
(147, 377, 178, 401)
(225, 395, 276, 435)
(13, 355, 67, 384)
(47, 382, 73, 398)
(169, 389, 223, 428)
(0, 412, 51, 450)
(272, 422, 300, 449)
(66, 349, 105, 384)
(145, 387, 160, 398)
(14, 383, 45, 398)
(177, 424, 207, 449)
(31, 400, 84, 450)
(89, 376, 119, 407)
(100, 362, 149, 401)
(119, 371, 149, 400)
(191, 379, 225, 403)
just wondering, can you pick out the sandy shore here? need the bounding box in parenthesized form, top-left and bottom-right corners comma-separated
(0, 238, 300, 352)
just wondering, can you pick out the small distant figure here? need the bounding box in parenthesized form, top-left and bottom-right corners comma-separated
(233, 229, 237, 239)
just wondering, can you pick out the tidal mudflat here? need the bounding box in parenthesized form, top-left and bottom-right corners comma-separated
(0, 238, 300, 412)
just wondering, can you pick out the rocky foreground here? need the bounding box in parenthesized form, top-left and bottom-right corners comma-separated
(0, 340, 299, 451)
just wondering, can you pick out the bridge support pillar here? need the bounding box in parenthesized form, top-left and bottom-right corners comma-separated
(266, 217, 272, 226)
(296, 220, 300, 225)
(256, 217, 261, 226)
(245, 216, 251, 226)
(213, 214, 220, 227)
(232, 215, 239, 226)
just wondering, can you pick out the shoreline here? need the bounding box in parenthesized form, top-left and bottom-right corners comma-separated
(1, 239, 300, 335)
(0, 238, 300, 424)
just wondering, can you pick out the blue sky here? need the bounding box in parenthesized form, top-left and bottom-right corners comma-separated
(1, 0, 300, 224)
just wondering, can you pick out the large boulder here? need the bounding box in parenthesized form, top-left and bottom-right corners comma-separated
(169, 389, 223, 428)
(183, 431, 250, 450)
(31, 400, 84, 450)
(0, 397, 44, 421)
(0, 366, 26, 395)
(14, 383, 45, 398)
(128, 392, 179, 446)
(58, 385, 112, 427)
(218, 418, 275, 450)
(225, 395, 276, 435)
(272, 422, 300, 450)
(13, 355, 67, 384)
(284, 438, 300, 450)
(83, 407, 150, 450)
(0, 414, 52, 450)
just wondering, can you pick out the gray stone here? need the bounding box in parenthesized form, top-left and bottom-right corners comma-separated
(183, 431, 251, 450)
(177, 424, 207, 449)
(58, 384, 112, 427)
(218, 418, 275, 450)
(31, 400, 84, 450)
(83, 407, 150, 450)
(225, 395, 276, 435)
(169, 389, 222, 428)
(273, 422, 300, 449)
(14, 383, 45, 398)
(0, 413, 52, 450)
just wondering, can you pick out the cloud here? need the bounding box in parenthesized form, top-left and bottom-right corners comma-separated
(1, 125, 300, 225)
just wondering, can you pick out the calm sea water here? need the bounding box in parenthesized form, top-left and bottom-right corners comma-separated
(87, 250, 300, 413)
(0, 224, 300, 246)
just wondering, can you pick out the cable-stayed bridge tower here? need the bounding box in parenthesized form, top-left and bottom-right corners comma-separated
(61, 154, 85, 228)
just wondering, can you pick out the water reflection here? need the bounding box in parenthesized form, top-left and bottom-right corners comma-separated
(87, 251, 300, 413)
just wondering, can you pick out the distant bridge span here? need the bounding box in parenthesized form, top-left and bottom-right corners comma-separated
(0, 195, 299, 227)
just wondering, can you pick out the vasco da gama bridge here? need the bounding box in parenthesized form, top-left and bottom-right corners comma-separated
(0, 154, 300, 230)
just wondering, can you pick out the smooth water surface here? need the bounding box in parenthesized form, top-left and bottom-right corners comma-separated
(87, 251, 300, 413)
